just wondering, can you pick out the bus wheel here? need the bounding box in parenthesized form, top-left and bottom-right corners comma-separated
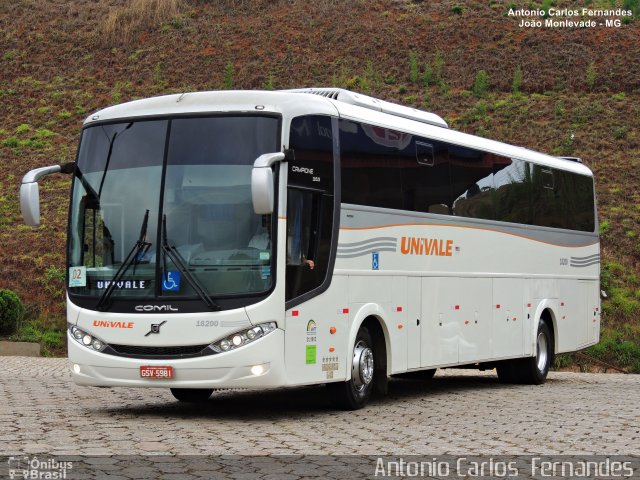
(497, 320, 553, 385)
(523, 320, 553, 385)
(170, 388, 213, 403)
(328, 327, 375, 410)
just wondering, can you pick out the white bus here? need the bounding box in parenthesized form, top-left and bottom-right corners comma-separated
(21, 88, 600, 409)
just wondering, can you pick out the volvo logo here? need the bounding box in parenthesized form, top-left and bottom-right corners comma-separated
(135, 305, 179, 312)
(145, 320, 167, 337)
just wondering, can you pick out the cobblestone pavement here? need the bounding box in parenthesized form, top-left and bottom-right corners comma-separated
(0, 357, 638, 460)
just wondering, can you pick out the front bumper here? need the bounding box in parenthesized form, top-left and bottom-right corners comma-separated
(68, 328, 287, 388)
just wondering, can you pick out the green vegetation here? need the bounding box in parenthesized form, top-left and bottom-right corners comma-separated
(451, 5, 464, 15)
(541, 0, 553, 17)
(223, 61, 235, 89)
(12, 322, 65, 356)
(472, 70, 490, 97)
(423, 64, 433, 87)
(263, 72, 275, 90)
(433, 50, 444, 86)
(409, 51, 419, 84)
(586, 326, 640, 373)
(512, 65, 523, 94)
(0, 289, 25, 335)
(586, 61, 597, 90)
(16, 123, 30, 134)
(623, 0, 639, 19)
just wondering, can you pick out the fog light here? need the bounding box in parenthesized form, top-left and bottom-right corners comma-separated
(72, 364, 81, 374)
(251, 365, 264, 376)
(232, 335, 243, 346)
(82, 335, 92, 345)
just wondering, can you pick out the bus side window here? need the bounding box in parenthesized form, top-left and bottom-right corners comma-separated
(286, 189, 315, 267)
(286, 115, 335, 303)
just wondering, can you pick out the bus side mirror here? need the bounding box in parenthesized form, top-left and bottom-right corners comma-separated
(20, 164, 73, 226)
(251, 152, 285, 215)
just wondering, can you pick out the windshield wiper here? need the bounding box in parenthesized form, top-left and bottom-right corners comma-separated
(96, 210, 152, 311)
(161, 215, 221, 311)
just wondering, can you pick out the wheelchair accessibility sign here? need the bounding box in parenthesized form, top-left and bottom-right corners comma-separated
(162, 271, 181, 291)
(372, 252, 379, 270)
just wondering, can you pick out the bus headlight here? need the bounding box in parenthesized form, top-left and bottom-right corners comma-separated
(210, 322, 277, 353)
(69, 325, 108, 352)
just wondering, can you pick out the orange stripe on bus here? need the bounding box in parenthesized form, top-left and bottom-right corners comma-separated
(339, 222, 598, 248)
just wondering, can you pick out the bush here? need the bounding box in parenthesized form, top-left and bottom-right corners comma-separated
(409, 51, 419, 84)
(472, 70, 490, 97)
(0, 289, 25, 335)
(512, 65, 523, 94)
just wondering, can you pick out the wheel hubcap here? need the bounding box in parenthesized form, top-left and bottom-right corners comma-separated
(537, 331, 548, 372)
(352, 340, 374, 391)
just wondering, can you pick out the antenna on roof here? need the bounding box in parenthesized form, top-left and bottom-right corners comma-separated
(284, 88, 448, 129)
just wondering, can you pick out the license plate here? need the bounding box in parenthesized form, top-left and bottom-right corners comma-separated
(140, 366, 174, 379)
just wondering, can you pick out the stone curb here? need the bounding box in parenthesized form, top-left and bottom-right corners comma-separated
(0, 340, 40, 357)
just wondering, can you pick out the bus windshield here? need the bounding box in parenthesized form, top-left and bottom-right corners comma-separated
(68, 116, 279, 307)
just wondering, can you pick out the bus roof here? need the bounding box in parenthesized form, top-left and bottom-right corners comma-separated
(85, 89, 593, 177)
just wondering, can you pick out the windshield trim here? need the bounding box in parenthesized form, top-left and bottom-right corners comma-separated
(67, 113, 282, 312)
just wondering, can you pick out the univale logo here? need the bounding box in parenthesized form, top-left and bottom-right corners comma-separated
(93, 320, 134, 329)
(400, 236, 454, 257)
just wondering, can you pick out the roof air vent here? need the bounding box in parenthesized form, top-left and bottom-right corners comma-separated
(284, 87, 448, 128)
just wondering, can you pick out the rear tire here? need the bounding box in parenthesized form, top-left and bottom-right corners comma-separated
(170, 388, 213, 403)
(327, 327, 375, 410)
(521, 320, 553, 384)
(497, 319, 553, 385)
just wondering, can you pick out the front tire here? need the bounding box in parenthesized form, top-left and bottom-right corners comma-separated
(170, 388, 213, 403)
(327, 327, 375, 410)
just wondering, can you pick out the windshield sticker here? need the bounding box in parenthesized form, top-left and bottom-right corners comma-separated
(259, 251, 270, 261)
(261, 266, 271, 279)
(69, 266, 86, 288)
(162, 271, 181, 292)
(96, 280, 149, 290)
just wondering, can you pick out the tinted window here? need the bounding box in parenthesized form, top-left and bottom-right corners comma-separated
(554, 170, 595, 232)
(493, 158, 532, 225)
(286, 116, 335, 302)
(338, 119, 595, 232)
(402, 140, 450, 214)
(340, 120, 450, 212)
(340, 120, 406, 209)
(531, 165, 565, 228)
(450, 146, 495, 220)
(289, 116, 334, 191)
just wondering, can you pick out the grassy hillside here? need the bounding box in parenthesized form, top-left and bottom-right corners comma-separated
(0, 0, 639, 367)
